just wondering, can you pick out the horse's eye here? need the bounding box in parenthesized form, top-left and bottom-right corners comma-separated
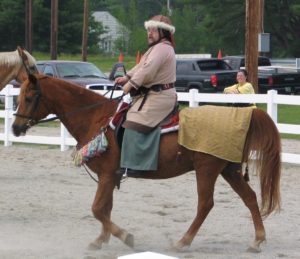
(25, 97, 32, 103)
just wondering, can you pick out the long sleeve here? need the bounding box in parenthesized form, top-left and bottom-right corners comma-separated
(127, 42, 176, 89)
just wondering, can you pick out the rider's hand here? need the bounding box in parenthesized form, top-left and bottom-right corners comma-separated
(114, 76, 128, 86)
(122, 83, 132, 94)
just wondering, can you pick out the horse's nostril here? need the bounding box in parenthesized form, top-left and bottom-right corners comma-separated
(12, 124, 27, 137)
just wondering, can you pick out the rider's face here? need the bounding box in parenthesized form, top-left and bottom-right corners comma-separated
(147, 27, 159, 45)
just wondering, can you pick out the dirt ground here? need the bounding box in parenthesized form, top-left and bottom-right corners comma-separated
(0, 135, 299, 259)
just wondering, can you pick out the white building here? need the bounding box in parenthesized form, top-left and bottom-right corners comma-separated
(92, 11, 130, 54)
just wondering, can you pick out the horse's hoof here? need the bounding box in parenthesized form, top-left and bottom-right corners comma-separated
(247, 245, 261, 253)
(247, 238, 265, 253)
(172, 241, 189, 252)
(124, 233, 134, 248)
(87, 242, 102, 250)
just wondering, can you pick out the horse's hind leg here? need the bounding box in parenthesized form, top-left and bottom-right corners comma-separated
(174, 153, 227, 250)
(221, 164, 266, 252)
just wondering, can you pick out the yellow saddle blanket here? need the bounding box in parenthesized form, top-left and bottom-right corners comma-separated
(178, 105, 255, 162)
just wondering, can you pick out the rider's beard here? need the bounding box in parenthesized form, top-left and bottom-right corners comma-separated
(147, 36, 161, 48)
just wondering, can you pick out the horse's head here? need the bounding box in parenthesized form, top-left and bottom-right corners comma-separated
(0, 47, 38, 91)
(12, 74, 50, 136)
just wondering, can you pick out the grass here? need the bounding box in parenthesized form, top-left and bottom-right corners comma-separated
(256, 104, 300, 124)
(256, 103, 300, 140)
(32, 52, 137, 73)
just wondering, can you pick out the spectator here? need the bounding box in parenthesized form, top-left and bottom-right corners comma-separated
(224, 69, 256, 107)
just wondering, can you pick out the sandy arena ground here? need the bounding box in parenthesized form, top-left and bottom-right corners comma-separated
(0, 129, 299, 259)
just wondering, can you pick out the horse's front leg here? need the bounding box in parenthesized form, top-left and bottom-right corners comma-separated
(88, 177, 134, 249)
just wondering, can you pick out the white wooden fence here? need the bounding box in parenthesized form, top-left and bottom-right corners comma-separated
(1, 84, 299, 164)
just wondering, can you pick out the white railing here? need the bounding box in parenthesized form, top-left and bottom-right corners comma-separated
(1, 84, 299, 164)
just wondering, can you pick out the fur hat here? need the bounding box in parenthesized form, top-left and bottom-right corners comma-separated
(144, 15, 175, 34)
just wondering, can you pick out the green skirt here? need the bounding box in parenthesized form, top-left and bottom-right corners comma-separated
(120, 127, 160, 171)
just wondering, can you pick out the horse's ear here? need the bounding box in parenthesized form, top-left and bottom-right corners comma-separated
(28, 74, 37, 85)
(17, 46, 23, 57)
(17, 46, 38, 76)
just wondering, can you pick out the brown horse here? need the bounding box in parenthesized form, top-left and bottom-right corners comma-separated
(0, 47, 37, 91)
(12, 73, 281, 252)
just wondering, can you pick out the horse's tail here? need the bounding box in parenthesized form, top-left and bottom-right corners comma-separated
(243, 108, 281, 218)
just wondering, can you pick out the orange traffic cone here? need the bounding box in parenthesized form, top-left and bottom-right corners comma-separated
(118, 52, 124, 63)
(217, 49, 222, 59)
(136, 51, 141, 64)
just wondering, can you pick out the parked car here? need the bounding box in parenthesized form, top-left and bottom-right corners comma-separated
(35, 60, 114, 90)
(222, 55, 271, 69)
(175, 58, 238, 92)
(222, 56, 300, 94)
(10, 60, 114, 90)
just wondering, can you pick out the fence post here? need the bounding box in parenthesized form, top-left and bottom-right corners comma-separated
(4, 84, 13, 146)
(189, 89, 199, 107)
(60, 123, 69, 151)
(267, 90, 278, 123)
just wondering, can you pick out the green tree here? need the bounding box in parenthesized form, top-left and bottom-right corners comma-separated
(0, 0, 104, 54)
(172, 5, 204, 53)
(196, 0, 246, 56)
(0, 0, 299, 57)
(0, 0, 26, 50)
(264, 0, 300, 57)
(56, 0, 104, 54)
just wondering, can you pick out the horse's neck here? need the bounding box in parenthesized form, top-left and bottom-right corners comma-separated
(0, 64, 21, 90)
(44, 82, 117, 145)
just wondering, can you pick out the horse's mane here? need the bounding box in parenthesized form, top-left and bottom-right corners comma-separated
(37, 75, 111, 106)
(0, 49, 36, 67)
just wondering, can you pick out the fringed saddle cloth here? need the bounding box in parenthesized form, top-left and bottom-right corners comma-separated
(72, 128, 108, 167)
(178, 105, 255, 163)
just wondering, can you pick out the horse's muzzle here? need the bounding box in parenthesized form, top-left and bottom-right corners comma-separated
(12, 123, 29, 137)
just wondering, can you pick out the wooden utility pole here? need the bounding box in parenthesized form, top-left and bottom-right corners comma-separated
(25, 0, 33, 53)
(258, 0, 264, 33)
(245, 0, 259, 93)
(82, 0, 89, 61)
(50, 0, 58, 60)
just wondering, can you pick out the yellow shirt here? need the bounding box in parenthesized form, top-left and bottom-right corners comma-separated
(224, 82, 255, 94)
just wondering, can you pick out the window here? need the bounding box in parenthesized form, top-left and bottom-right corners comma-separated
(176, 62, 189, 74)
(197, 61, 232, 71)
(43, 65, 54, 77)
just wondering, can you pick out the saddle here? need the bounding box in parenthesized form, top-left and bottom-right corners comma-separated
(109, 101, 179, 148)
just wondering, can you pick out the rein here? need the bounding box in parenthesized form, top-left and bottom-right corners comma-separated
(14, 86, 125, 126)
(83, 164, 99, 183)
(15, 78, 125, 184)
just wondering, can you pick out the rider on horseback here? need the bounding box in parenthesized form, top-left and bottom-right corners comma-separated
(115, 14, 177, 176)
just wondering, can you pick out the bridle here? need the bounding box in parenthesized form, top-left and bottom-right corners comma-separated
(13, 79, 43, 128)
(14, 79, 125, 128)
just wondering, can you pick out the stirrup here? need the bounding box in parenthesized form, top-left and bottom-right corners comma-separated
(115, 168, 127, 189)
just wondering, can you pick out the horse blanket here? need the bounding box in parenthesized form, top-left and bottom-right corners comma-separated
(178, 105, 255, 162)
